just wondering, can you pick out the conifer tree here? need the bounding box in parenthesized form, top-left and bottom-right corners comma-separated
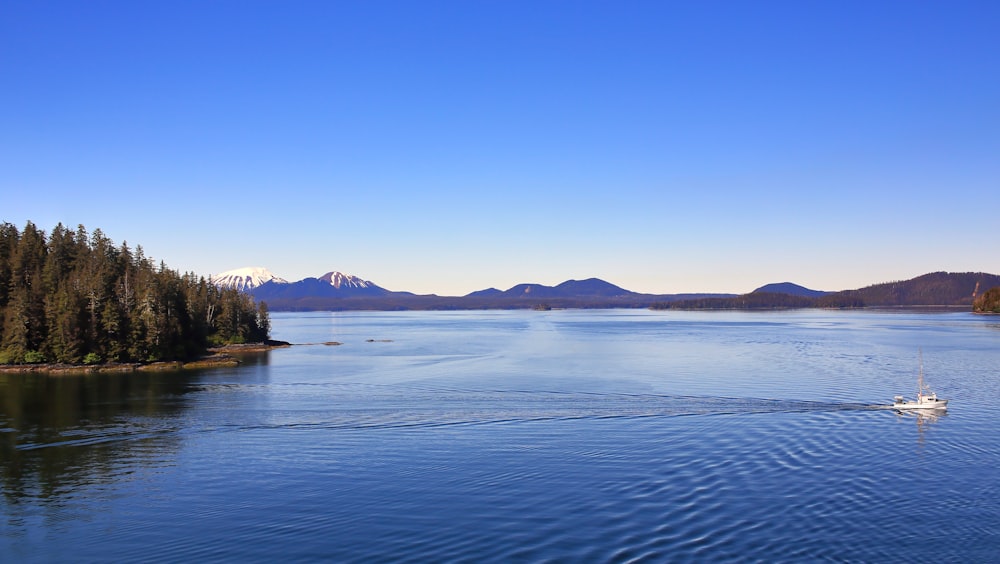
(0, 222, 20, 337)
(2, 222, 48, 362)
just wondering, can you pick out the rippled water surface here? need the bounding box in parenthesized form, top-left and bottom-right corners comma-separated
(3, 309, 999, 561)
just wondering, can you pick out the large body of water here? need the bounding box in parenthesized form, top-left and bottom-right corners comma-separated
(2, 309, 999, 561)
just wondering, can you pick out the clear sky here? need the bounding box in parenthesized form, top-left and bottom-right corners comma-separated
(2, 1, 998, 296)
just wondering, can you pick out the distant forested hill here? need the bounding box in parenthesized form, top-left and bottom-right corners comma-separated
(654, 272, 1000, 310)
(0, 222, 269, 365)
(752, 282, 828, 298)
(817, 272, 1000, 308)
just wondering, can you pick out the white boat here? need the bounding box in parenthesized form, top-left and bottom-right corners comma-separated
(893, 350, 948, 411)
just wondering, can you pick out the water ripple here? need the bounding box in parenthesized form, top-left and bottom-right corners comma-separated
(5, 310, 998, 563)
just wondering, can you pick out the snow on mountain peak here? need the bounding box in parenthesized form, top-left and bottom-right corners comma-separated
(319, 271, 375, 289)
(211, 267, 288, 292)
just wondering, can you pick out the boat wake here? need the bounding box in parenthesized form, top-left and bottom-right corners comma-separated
(11, 386, 894, 451)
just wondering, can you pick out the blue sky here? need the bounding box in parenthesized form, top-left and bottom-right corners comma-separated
(2, 1, 998, 296)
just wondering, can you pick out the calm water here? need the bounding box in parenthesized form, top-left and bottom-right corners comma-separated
(2, 309, 999, 562)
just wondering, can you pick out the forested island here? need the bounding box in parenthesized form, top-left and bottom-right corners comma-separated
(0, 221, 270, 367)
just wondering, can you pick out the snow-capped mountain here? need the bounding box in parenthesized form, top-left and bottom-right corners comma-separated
(247, 270, 391, 300)
(319, 271, 379, 290)
(210, 267, 288, 292)
(212, 267, 391, 299)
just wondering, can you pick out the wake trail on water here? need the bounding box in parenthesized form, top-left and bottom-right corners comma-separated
(12, 391, 893, 450)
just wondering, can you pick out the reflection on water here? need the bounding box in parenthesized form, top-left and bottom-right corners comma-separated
(893, 408, 947, 423)
(0, 370, 195, 504)
(894, 408, 947, 448)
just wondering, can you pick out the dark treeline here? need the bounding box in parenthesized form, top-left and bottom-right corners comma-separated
(651, 292, 817, 310)
(0, 222, 269, 365)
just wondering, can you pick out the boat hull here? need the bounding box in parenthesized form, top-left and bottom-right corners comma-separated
(893, 399, 948, 410)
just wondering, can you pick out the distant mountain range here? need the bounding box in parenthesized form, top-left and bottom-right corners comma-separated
(210, 268, 392, 300)
(654, 272, 1000, 310)
(466, 278, 635, 299)
(209, 267, 732, 310)
(210, 267, 1000, 311)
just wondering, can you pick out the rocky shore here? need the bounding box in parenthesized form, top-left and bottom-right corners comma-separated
(209, 339, 292, 354)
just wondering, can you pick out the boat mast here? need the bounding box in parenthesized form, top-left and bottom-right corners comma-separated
(917, 348, 924, 402)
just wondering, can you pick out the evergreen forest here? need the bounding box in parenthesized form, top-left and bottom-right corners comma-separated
(0, 221, 269, 365)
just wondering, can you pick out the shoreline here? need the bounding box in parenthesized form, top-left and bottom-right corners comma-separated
(0, 340, 291, 375)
